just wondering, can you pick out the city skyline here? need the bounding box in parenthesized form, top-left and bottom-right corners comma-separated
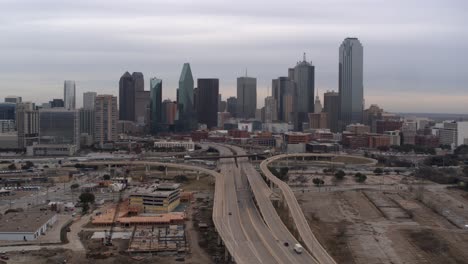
(0, 0, 466, 114)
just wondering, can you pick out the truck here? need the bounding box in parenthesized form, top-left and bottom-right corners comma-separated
(293, 243, 304, 254)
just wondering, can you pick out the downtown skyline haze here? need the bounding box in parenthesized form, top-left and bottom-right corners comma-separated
(0, 0, 467, 113)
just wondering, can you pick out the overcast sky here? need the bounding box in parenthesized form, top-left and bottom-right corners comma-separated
(0, 0, 467, 113)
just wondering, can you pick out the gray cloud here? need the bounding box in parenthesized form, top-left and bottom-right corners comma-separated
(0, 0, 467, 113)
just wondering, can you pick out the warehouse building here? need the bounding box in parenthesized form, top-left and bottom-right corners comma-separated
(0, 211, 57, 241)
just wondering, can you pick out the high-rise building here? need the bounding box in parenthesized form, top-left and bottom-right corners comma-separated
(226, 97, 237, 117)
(314, 94, 323, 113)
(0, 120, 15, 133)
(16, 102, 39, 148)
(308, 112, 328, 129)
(79, 109, 95, 139)
(236, 76, 257, 119)
(197, 79, 219, 129)
(135, 90, 150, 126)
(150, 78, 163, 134)
(0, 103, 16, 120)
(64, 80, 76, 110)
(50, 99, 64, 108)
(94, 95, 118, 146)
(4, 96, 22, 104)
(177, 63, 196, 131)
(323, 91, 340, 132)
(132, 72, 144, 92)
(292, 54, 315, 130)
(264, 96, 278, 123)
(119, 72, 135, 121)
(83, 92, 97, 110)
(39, 109, 80, 149)
(339, 38, 364, 129)
(162, 100, 177, 125)
(272, 77, 296, 122)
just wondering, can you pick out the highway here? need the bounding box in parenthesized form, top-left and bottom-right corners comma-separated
(259, 153, 376, 264)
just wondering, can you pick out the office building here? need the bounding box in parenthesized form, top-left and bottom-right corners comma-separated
(236, 76, 257, 119)
(4, 96, 22, 104)
(314, 94, 322, 113)
(308, 112, 328, 129)
(0, 103, 16, 120)
(436, 121, 468, 147)
(39, 109, 80, 149)
(16, 102, 39, 148)
(339, 38, 364, 129)
(129, 183, 181, 213)
(177, 63, 196, 131)
(264, 96, 278, 123)
(150, 78, 163, 134)
(64, 80, 76, 110)
(346, 123, 370, 134)
(384, 131, 401, 146)
(0, 120, 15, 133)
(226, 97, 237, 117)
(323, 91, 340, 132)
(197, 79, 219, 129)
(292, 54, 315, 130)
(272, 77, 296, 123)
(134, 90, 150, 126)
(79, 109, 95, 139)
(94, 95, 118, 146)
(83, 92, 97, 110)
(162, 100, 177, 125)
(49, 99, 64, 108)
(119, 71, 135, 121)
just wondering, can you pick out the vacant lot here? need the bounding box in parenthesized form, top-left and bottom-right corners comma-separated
(297, 187, 468, 264)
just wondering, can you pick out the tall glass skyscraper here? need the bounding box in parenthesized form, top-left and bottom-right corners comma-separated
(197, 78, 219, 129)
(64, 80, 76, 110)
(339, 38, 364, 129)
(236, 76, 257, 119)
(119, 72, 135, 121)
(83, 91, 97, 110)
(177, 63, 196, 131)
(150, 77, 162, 134)
(292, 55, 315, 130)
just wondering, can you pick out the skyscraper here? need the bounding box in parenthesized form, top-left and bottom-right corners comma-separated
(83, 92, 97, 110)
(64, 80, 76, 110)
(197, 79, 219, 129)
(324, 91, 340, 132)
(119, 72, 135, 121)
(339, 38, 364, 129)
(292, 54, 315, 130)
(0, 103, 16, 120)
(177, 63, 196, 131)
(272, 77, 296, 122)
(39, 109, 80, 149)
(314, 94, 323, 113)
(16, 102, 38, 148)
(132, 72, 144, 92)
(150, 77, 163, 134)
(79, 109, 95, 139)
(226, 97, 237, 117)
(50, 99, 64, 108)
(94, 95, 118, 146)
(236, 76, 257, 119)
(162, 99, 177, 125)
(4, 96, 22, 104)
(264, 96, 278, 123)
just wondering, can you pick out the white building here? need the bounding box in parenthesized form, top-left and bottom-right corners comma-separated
(26, 144, 77, 156)
(436, 121, 468, 147)
(0, 211, 57, 241)
(263, 122, 294, 134)
(154, 140, 195, 151)
(64, 80, 76, 110)
(384, 130, 401, 146)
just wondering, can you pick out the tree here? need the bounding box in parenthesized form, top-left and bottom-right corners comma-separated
(334, 170, 346, 180)
(312, 178, 324, 187)
(79, 192, 95, 204)
(7, 164, 16, 170)
(269, 167, 289, 182)
(355, 173, 367, 183)
(70, 183, 80, 190)
(373, 168, 384, 175)
(21, 161, 34, 170)
(103, 174, 111, 180)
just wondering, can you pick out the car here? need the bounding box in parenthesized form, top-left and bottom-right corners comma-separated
(283, 242, 289, 247)
(0, 255, 9, 260)
(228, 212, 232, 215)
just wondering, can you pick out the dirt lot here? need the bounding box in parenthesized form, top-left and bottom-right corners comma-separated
(297, 187, 468, 264)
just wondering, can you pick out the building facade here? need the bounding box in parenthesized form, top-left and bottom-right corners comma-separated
(150, 78, 163, 134)
(94, 95, 118, 146)
(323, 91, 340, 132)
(177, 63, 196, 131)
(119, 72, 135, 121)
(83, 92, 97, 110)
(197, 78, 219, 129)
(339, 38, 364, 129)
(39, 109, 80, 149)
(292, 55, 315, 130)
(236, 76, 257, 119)
(64, 80, 76, 110)
(16, 102, 39, 149)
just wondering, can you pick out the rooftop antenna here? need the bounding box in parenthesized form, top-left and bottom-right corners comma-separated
(303, 52, 306, 62)
(245, 68, 248, 77)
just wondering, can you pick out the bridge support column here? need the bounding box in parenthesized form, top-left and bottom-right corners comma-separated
(196, 171, 200, 181)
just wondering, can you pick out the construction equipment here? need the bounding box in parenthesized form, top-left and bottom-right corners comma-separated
(104, 190, 123, 246)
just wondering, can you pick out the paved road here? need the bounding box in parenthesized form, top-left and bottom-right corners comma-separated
(260, 153, 342, 264)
